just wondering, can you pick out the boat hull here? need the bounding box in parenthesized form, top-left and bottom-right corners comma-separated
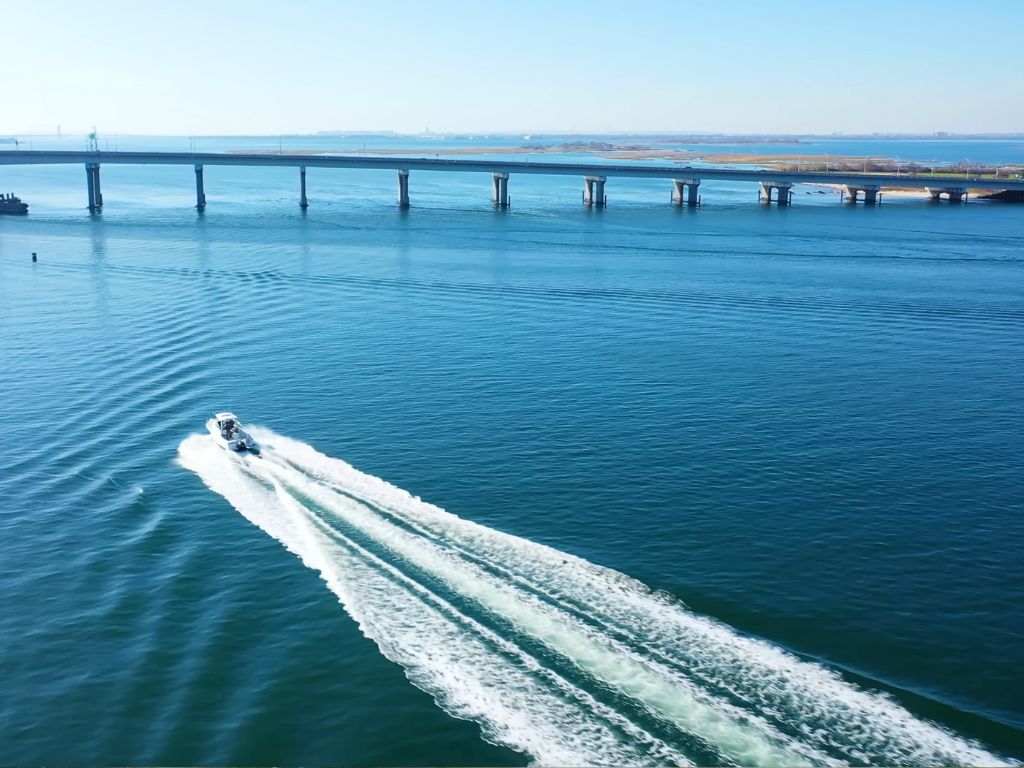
(205, 418, 260, 454)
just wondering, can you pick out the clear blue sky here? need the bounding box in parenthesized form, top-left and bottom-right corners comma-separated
(4, 0, 1022, 135)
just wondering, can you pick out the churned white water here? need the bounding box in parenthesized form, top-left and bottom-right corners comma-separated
(178, 429, 1009, 767)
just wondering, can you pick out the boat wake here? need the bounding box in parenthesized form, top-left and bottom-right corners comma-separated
(177, 429, 1009, 767)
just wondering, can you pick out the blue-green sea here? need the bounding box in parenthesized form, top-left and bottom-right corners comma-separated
(1, 136, 1023, 766)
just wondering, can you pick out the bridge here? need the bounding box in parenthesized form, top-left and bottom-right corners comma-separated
(3, 149, 1023, 212)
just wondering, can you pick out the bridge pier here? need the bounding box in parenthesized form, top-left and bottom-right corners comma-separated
(85, 163, 102, 211)
(759, 182, 792, 206)
(85, 164, 95, 211)
(927, 186, 967, 203)
(299, 166, 308, 209)
(397, 169, 409, 208)
(584, 176, 606, 207)
(195, 164, 206, 210)
(92, 164, 103, 209)
(672, 178, 700, 207)
(843, 184, 881, 205)
(492, 172, 509, 208)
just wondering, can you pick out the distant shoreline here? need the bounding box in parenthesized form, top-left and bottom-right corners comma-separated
(229, 146, 864, 164)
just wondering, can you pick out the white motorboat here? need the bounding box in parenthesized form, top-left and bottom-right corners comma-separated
(206, 412, 261, 455)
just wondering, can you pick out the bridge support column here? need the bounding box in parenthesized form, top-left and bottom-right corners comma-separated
(584, 175, 606, 207)
(672, 178, 700, 207)
(92, 164, 103, 209)
(492, 172, 509, 208)
(299, 166, 308, 209)
(397, 169, 409, 208)
(85, 163, 102, 212)
(85, 164, 96, 211)
(926, 187, 967, 203)
(760, 182, 792, 206)
(195, 164, 206, 210)
(843, 185, 880, 205)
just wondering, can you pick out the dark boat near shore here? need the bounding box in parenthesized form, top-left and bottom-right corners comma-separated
(0, 194, 28, 214)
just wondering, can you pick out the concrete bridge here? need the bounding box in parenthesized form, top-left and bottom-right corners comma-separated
(2, 149, 1022, 213)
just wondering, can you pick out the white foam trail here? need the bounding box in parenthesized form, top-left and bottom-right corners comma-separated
(180, 429, 1013, 767)
(178, 435, 691, 766)
(254, 457, 822, 766)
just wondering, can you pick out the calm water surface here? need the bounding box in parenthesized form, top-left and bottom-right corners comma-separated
(1, 143, 1023, 765)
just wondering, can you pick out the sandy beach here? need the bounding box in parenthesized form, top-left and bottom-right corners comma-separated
(809, 184, 1009, 200)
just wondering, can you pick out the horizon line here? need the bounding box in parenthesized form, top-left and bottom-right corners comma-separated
(4, 130, 1024, 140)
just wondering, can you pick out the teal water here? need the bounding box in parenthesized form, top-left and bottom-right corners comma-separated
(1, 139, 1023, 766)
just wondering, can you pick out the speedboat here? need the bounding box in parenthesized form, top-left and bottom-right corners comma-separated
(206, 412, 261, 455)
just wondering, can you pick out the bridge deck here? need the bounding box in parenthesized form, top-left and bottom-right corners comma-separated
(2, 150, 1023, 191)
